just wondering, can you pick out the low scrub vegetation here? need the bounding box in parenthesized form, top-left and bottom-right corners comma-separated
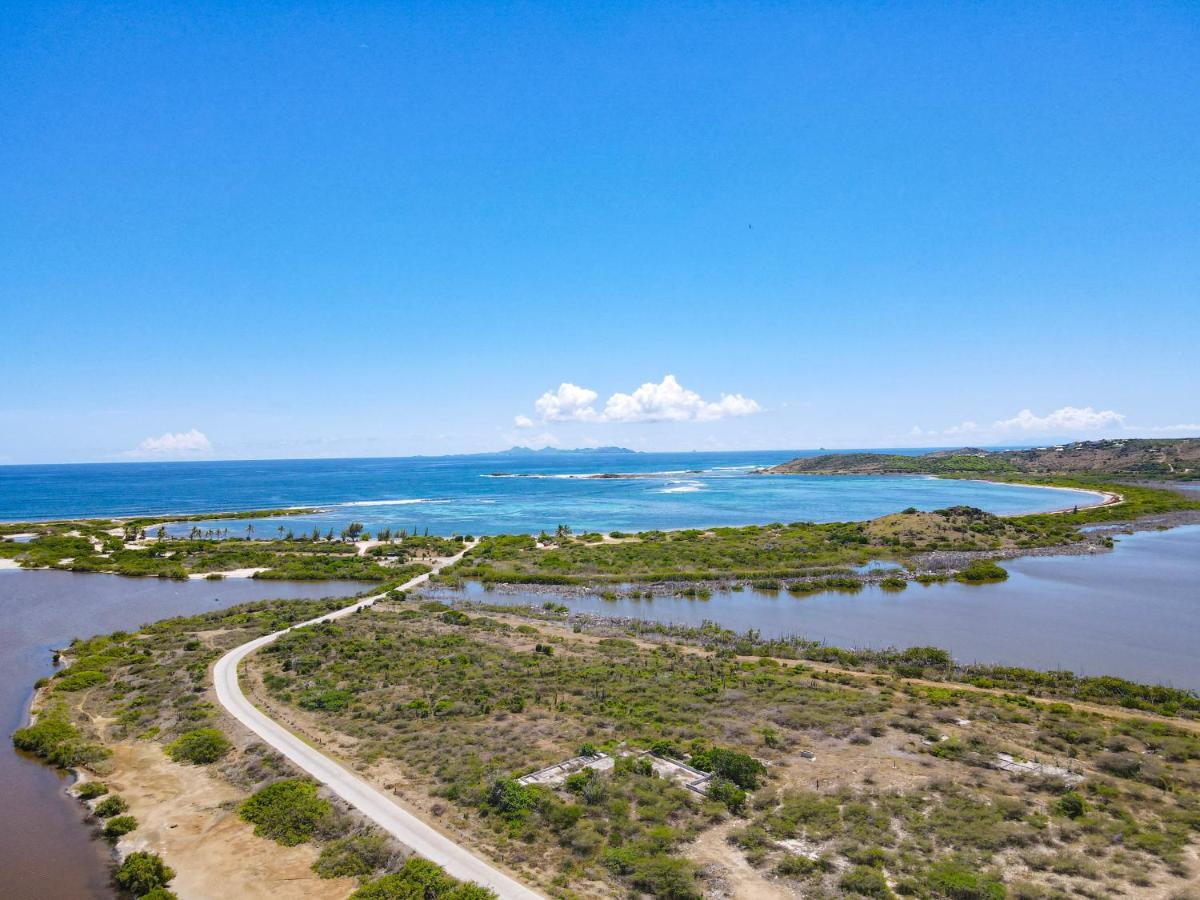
(238, 778, 335, 846)
(955, 559, 1009, 583)
(245, 601, 1200, 897)
(312, 831, 394, 879)
(103, 814, 139, 839)
(94, 794, 129, 817)
(11, 705, 109, 768)
(13, 576, 1198, 898)
(115, 851, 176, 897)
(351, 858, 495, 899)
(3, 528, 428, 581)
(165, 727, 232, 764)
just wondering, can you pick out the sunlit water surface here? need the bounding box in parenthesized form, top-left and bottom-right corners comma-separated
(432, 525, 1200, 690)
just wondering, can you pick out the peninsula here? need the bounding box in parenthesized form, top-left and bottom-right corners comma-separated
(762, 437, 1200, 478)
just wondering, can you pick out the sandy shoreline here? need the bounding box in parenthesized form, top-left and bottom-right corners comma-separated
(106, 743, 351, 899)
(957, 478, 1124, 517)
(186, 567, 268, 580)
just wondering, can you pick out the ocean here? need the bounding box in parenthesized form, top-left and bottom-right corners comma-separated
(0, 449, 1097, 533)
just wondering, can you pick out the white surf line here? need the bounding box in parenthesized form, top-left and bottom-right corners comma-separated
(213, 543, 543, 900)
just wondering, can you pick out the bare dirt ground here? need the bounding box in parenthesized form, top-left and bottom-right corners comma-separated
(104, 742, 352, 900)
(689, 817, 796, 900)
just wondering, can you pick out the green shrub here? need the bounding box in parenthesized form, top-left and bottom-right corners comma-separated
(1054, 792, 1086, 819)
(115, 851, 175, 896)
(775, 853, 831, 877)
(630, 854, 701, 899)
(707, 777, 748, 815)
(77, 781, 109, 799)
(351, 857, 496, 898)
(486, 778, 534, 819)
(312, 832, 392, 879)
(689, 747, 765, 789)
(238, 779, 333, 846)
(955, 560, 1008, 583)
(165, 728, 231, 764)
(103, 815, 139, 839)
(54, 670, 108, 691)
(925, 860, 1006, 899)
(12, 706, 109, 768)
(298, 689, 352, 712)
(95, 794, 129, 817)
(564, 769, 595, 794)
(840, 864, 894, 897)
(650, 739, 681, 758)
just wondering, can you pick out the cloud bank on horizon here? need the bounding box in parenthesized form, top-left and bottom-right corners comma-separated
(113, 403, 1199, 464)
(127, 429, 212, 458)
(518, 375, 762, 427)
(911, 406, 1200, 443)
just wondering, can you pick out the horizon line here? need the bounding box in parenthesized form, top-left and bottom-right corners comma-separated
(2, 438, 1184, 469)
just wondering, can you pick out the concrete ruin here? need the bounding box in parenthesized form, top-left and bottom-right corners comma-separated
(994, 753, 1085, 786)
(517, 749, 715, 795)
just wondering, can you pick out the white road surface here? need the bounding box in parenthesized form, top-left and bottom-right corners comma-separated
(212, 546, 543, 899)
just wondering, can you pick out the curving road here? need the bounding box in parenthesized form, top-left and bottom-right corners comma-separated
(212, 546, 543, 899)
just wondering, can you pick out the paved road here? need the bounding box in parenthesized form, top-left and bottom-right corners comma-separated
(213, 547, 543, 899)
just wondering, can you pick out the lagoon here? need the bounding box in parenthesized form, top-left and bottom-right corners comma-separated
(432, 525, 1200, 690)
(1, 451, 1100, 535)
(0, 570, 364, 900)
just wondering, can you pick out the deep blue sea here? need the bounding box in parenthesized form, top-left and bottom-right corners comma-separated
(0, 449, 1099, 535)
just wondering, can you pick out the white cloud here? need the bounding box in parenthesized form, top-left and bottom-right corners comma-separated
(533, 383, 601, 422)
(1128, 422, 1200, 434)
(923, 406, 1126, 438)
(522, 375, 762, 426)
(513, 414, 534, 428)
(908, 406, 1200, 443)
(992, 406, 1126, 433)
(133, 428, 212, 456)
(603, 375, 762, 423)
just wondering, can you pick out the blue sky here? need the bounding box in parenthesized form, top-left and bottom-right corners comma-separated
(1, 2, 1197, 463)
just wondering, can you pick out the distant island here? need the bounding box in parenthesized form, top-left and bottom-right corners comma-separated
(763, 437, 1200, 479)
(495, 445, 636, 456)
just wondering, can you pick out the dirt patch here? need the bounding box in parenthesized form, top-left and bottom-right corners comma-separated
(687, 818, 796, 899)
(105, 742, 351, 900)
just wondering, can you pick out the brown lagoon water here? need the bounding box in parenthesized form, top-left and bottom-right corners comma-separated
(0, 570, 363, 900)
(435, 525, 1200, 690)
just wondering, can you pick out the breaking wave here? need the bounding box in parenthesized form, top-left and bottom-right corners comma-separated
(656, 480, 705, 494)
(337, 498, 454, 507)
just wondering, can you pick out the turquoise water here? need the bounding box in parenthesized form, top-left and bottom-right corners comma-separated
(0, 451, 1098, 534)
